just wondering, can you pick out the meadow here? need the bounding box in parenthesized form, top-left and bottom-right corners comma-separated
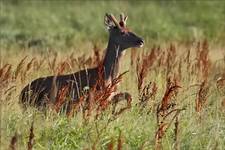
(1, 0, 225, 150)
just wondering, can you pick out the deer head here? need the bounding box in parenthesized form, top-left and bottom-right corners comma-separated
(104, 13, 144, 50)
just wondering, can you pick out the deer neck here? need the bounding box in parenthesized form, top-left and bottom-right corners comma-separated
(103, 39, 125, 80)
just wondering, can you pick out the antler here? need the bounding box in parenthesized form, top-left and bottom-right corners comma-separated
(119, 13, 128, 27)
(120, 13, 124, 22)
(105, 13, 121, 29)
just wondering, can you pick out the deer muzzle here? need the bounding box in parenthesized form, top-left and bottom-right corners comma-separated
(136, 39, 144, 48)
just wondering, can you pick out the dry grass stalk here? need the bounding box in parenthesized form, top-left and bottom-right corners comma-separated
(67, 95, 86, 118)
(157, 47, 165, 68)
(54, 85, 70, 113)
(196, 40, 211, 80)
(107, 138, 114, 150)
(184, 48, 191, 74)
(69, 53, 89, 69)
(166, 44, 177, 77)
(81, 91, 94, 120)
(185, 48, 191, 66)
(93, 45, 102, 66)
(177, 60, 182, 82)
(92, 143, 96, 150)
(3, 85, 16, 102)
(74, 54, 89, 69)
(154, 78, 183, 150)
(130, 48, 137, 67)
(14, 56, 27, 80)
(221, 98, 225, 111)
(9, 132, 17, 150)
(56, 61, 70, 75)
(48, 75, 58, 106)
(73, 48, 101, 70)
(68, 49, 105, 116)
(27, 122, 35, 150)
(35, 57, 45, 71)
(139, 82, 158, 111)
(117, 132, 123, 150)
(195, 80, 209, 112)
(68, 52, 76, 69)
(155, 123, 168, 150)
(111, 92, 132, 116)
(0, 64, 12, 87)
(139, 141, 148, 150)
(155, 109, 184, 150)
(158, 79, 181, 115)
(174, 116, 180, 150)
(136, 46, 157, 92)
(95, 62, 117, 98)
(0, 64, 11, 78)
(94, 71, 128, 118)
(4, 85, 16, 95)
(19, 57, 37, 82)
(160, 85, 180, 112)
(26, 58, 36, 72)
(47, 52, 58, 74)
(216, 77, 225, 91)
(66, 63, 128, 119)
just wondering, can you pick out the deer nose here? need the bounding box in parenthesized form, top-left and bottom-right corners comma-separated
(136, 39, 144, 47)
(139, 39, 144, 44)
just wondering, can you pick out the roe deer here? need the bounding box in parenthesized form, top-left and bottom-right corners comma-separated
(20, 13, 144, 113)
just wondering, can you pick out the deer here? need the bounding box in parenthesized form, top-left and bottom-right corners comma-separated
(20, 13, 144, 115)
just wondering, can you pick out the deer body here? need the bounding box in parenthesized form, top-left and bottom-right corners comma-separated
(20, 13, 144, 110)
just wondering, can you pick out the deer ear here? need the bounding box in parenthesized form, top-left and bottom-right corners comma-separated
(104, 13, 114, 30)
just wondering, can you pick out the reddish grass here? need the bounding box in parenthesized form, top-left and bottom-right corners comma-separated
(9, 132, 17, 150)
(27, 122, 35, 150)
(154, 78, 183, 150)
(195, 80, 209, 113)
(136, 46, 157, 92)
(1, 41, 224, 149)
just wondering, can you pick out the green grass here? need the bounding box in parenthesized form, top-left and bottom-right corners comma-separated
(1, 43, 225, 149)
(1, 0, 225, 49)
(1, 0, 225, 150)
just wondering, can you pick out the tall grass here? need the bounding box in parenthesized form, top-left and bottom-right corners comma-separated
(1, 0, 225, 49)
(1, 40, 225, 149)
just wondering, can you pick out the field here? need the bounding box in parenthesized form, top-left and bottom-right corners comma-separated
(1, 0, 225, 150)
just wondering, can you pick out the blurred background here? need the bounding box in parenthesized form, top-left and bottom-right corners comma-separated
(0, 0, 225, 50)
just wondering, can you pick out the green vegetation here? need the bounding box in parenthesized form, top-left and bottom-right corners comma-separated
(1, 0, 225, 150)
(0, 0, 225, 49)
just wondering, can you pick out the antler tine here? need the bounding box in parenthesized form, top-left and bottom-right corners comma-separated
(124, 15, 128, 25)
(120, 13, 124, 22)
(120, 13, 127, 27)
(106, 13, 121, 29)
